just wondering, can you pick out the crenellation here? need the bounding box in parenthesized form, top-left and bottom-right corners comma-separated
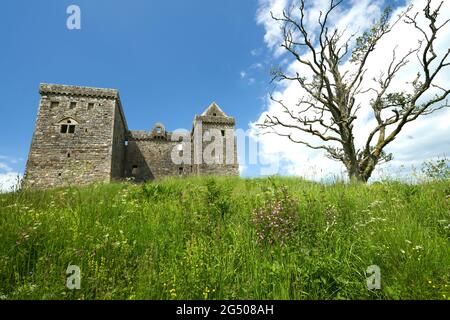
(40, 83, 120, 99)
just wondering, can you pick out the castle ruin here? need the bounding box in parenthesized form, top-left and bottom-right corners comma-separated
(23, 83, 239, 189)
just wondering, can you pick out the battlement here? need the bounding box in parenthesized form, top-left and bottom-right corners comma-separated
(39, 83, 120, 99)
(194, 115, 236, 125)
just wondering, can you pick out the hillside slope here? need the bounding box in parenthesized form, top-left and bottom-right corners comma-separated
(0, 177, 449, 299)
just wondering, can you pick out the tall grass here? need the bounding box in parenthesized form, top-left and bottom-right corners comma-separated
(0, 176, 449, 299)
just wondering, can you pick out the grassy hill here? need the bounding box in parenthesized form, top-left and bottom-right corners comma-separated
(0, 176, 449, 300)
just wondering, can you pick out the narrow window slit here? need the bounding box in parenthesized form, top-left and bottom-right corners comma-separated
(60, 125, 68, 133)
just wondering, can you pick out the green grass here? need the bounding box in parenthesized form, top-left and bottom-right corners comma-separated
(0, 176, 449, 300)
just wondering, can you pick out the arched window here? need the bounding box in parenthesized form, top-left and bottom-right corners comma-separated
(58, 118, 79, 134)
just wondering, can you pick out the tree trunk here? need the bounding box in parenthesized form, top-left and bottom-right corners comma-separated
(346, 162, 367, 182)
(348, 170, 368, 183)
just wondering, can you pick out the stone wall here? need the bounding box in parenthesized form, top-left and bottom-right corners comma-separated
(23, 84, 123, 189)
(110, 100, 128, 180)
(125, 129, 191, 180)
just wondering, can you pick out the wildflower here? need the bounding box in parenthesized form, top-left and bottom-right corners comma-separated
(400, 249, 406, 254)
(203, 287, 211, 299)
(251, 185, 298, 246)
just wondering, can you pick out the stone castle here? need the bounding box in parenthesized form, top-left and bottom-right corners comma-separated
(23, 83, 239, 189)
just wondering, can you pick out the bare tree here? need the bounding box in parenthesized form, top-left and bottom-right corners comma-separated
(258, 0, 449, 182)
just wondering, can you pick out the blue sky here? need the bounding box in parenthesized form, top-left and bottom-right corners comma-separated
(0, 0, 274, 178)
(0, 0, 448, 189)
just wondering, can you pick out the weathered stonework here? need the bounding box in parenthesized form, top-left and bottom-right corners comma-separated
(23, 83, 239, 189)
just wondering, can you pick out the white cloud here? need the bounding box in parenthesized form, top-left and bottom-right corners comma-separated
(0, 172, 22, 193)
(256, 0, 289, 57)
(252, 0, 450, 181)
(256, 0, 384, 57)
(0, 156, 23, 192)
(0, 162, 13, 172)
(251, 48, 263, 56)
(240, 70, 258, 85)
(250, 63, 264, 70)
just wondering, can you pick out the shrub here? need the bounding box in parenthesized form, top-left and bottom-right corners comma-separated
(139, 183, 176, 201)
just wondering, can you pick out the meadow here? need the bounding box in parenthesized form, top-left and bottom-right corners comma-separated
(0, 176, 449, 299)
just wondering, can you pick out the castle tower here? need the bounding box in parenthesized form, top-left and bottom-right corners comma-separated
(192, 102, 239, 175)
(23, 84, 128, 189)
